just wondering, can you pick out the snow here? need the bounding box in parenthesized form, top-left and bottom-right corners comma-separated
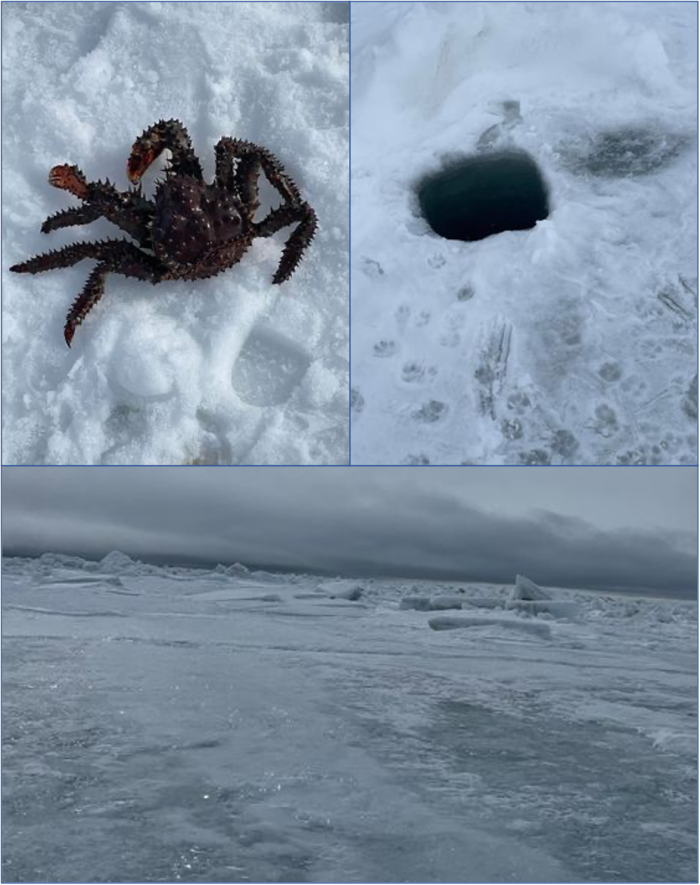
(2, 2, 349, 465)
(3, 554, 697, 883)
(350, 2, 697, 465)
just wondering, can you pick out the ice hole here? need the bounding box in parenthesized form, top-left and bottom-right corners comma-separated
(416, 150, 549, 242)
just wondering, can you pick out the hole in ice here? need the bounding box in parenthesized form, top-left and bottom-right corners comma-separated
(416, 150, 549, 242)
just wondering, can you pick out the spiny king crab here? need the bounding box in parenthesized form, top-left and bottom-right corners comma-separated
(11, 119, 318, 346)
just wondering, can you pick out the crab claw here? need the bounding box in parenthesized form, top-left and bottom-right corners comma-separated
(127, 147, 158, 183)
(48, 165, 89, 199)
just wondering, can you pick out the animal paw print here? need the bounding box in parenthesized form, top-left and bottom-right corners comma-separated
(592, 404, 618, 438)
(507, 391, 531, 415)
(373, 340, 398, 358)
(501, 418, 523, 440)
(395, 303, 411, 332)
(360, 257, 385, 278)
(412, 400, 448, 423)
(351, 388, 365, 415)
(457, 283, 476, 302)
(599, 362, 622, 382)
(401, 361, 437, 384)
(404, 453, 430, 465)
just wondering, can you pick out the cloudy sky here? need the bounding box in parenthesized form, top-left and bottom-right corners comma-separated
(2, 467, 697, 596)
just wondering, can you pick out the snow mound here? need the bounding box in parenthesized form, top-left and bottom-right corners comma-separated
(3, 3, 349, 465)
(429, 615, 551, 639)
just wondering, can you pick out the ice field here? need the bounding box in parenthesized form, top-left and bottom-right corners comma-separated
(351, 2, 698, 465)
(2, 2, 349, 465)
(3, 553, 697, 883)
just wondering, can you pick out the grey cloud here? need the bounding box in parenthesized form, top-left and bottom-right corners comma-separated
(2, 467, 697, 597)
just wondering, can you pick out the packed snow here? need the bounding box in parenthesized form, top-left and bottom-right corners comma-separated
(3, 553, 697, 883)
(351, 2, 697, 465)
(2, 2, 349, 464)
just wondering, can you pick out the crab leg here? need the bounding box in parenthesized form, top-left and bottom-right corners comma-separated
(272, 209, 318, 285)
(41, 204, 102, 234)
(214, 138, 303, 206)
(253, 202, 318, 284)
(45, 164, 154, 246)
(10, 238, 162, 277)
(64, 263, 108, 347)
(214, 138, 317, 281)
(235, 155, 262, 217)
(127, 119, 203, 183)
(11, 240, 166, 346)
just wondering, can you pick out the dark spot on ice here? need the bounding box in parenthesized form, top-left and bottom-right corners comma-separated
(416, 150, 550, 242)
(575, 128, 690, 178)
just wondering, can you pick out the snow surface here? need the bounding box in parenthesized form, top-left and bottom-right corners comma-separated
(2, 2, 349, 464)
(3, 553, 697, 883)
(351, 2, 698, 465)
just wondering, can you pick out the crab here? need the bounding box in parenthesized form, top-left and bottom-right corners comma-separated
(10, 119, 318, 346)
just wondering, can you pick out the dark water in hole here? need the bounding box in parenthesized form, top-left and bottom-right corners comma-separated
(417, 151, 549, 242)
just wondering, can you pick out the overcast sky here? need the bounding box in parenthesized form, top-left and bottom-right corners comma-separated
(2, 467, 697, 596)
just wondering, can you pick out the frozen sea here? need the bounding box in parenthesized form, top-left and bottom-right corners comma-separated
(351, 2, 698, 465)
(2, 552, 697, 883)
(2, 2, 349, 465)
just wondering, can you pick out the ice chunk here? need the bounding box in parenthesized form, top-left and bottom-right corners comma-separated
(461, 598, 504, 610)
(429, 594, 466, 611)
(399, 596, 432, 611)
(429, 615, 551, 639)
(511, 574, 551, 601)
(98, 550, 137, 572)
(507, 600, 579, 620)
(318, 580, 364, 601)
